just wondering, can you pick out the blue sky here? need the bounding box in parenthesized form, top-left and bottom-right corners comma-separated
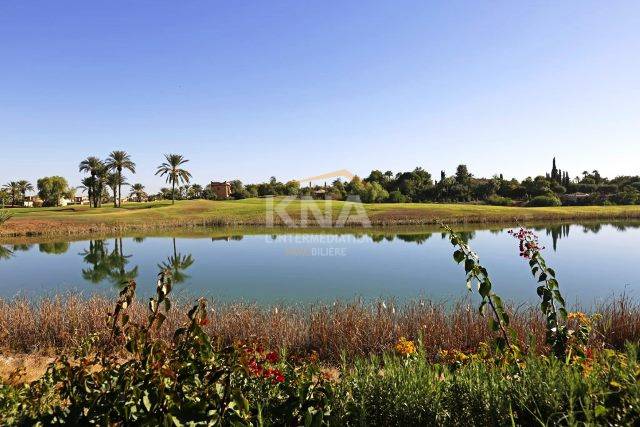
(1, 1, 639, 191)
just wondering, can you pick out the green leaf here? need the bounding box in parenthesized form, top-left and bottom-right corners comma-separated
(453, 250, 465, 264)
(142, 392, 151, 412)
(464, 259, 475, 273)
(479, 280, 491, 298)
(501, 312, 509, 326)
(478, 300, 487, 315)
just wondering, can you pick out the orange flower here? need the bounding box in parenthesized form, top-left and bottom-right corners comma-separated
(568, 311, 589, 324)
(395, 337, 416, 356)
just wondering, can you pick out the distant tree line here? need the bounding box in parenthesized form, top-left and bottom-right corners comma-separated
(198, 159, 640, 207)
(4, 156, 640, 207)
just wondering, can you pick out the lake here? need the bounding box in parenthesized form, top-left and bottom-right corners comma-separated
(0, 222, 638, 305)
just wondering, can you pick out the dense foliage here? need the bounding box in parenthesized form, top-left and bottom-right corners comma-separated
(160, 160, 640, 207)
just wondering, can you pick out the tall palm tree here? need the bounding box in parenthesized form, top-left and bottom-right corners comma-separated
(155, 154, 192, 204)
(129, 183, 147, 202)
(79, 156, 105, 207)
(3, 182, 20, 206)
(17, 180, 33, 204)
(106, 173, 128, 208)
(105, 151, 136, 207)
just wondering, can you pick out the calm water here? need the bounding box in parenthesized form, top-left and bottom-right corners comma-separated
(0, 222, 638, 305)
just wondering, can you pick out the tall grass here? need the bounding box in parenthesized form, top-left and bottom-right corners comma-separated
(1, 294, 638, 361)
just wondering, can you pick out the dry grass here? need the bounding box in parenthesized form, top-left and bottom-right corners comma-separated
(1, 294, 638, 363)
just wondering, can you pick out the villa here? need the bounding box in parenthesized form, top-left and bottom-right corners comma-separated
(209, 181, 232, 199)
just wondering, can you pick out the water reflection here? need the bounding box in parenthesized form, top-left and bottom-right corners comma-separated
(39, 241, 70, 254)
(0, 246, 13, 260)
(0, 222, 639, 303)
(80, 239, 138, 286)
(1, 222, 640, 282)
(158, 238, 194, 284)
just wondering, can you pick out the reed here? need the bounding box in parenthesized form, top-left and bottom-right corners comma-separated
(1, 294, 637, 361)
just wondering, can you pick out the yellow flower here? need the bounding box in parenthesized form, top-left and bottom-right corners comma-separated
(568, 311, 589, 324)
(395, 337, 416, 356)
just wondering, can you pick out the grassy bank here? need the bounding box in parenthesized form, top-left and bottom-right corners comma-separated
(2, 294, 638, 361)
(3, 198, 640, 237)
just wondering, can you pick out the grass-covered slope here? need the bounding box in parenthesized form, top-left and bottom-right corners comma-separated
(3, 198, 640, 237)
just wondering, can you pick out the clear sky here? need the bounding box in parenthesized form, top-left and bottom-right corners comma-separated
(1, 1, 639, 192)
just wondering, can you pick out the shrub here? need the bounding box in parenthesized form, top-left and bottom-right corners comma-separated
(485, 195, 514, 206)
(0, 273, 334, 425)
(387, 190, 408, 203)
(333, 347, 640, 426)
(527, 195, 561, 207)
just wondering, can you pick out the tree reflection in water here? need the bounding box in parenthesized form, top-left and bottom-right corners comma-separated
(80, 239, 138, 286)
(39, 241, 70, 255)
(0, 245, 13, 260)
(158, 238, 194, 284)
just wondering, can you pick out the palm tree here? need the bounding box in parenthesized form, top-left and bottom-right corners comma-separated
(106, 173, 128, 208)
(17, 180, 34, 205)
(0, 189, 9, 208)
(3, 182, 20, 206)
(79, 156, 105, 207)
(155, 154, 192, 204)
(105, 151, 136, 207)
(129, 183, 147, 203)
(189, 184, 203, 199)
(78, 176, 96, 205)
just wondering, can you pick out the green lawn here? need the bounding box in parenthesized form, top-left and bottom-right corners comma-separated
(3, 198, 640, 237)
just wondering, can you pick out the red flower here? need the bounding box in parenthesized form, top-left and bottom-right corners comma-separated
(199, 317, 209, 326)
(275, 373, 285, 383)
(266, 351, 279, 363)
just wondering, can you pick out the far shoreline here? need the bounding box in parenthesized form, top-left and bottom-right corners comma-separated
(2, 198, 640, 239)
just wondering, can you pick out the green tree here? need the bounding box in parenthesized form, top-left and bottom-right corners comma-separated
(17, 180, 34, 204)
(455, 164, 472, 185)
(3, 182, 20, 206)
(79, 156, 105, 207)
(105, 151, 136, 207)
(155, 154, 192, 204)
(284, 180, 300, 196)
(107, 173, 128, 207)
(37, 176, 72, 207)
(0, 189, 9, 208)
(129, 183, 147, 202)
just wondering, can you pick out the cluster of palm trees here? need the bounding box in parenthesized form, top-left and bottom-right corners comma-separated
(77, 152, 192, 207)
(79, 151, 136, 208)
(2, 180, 34, 206)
